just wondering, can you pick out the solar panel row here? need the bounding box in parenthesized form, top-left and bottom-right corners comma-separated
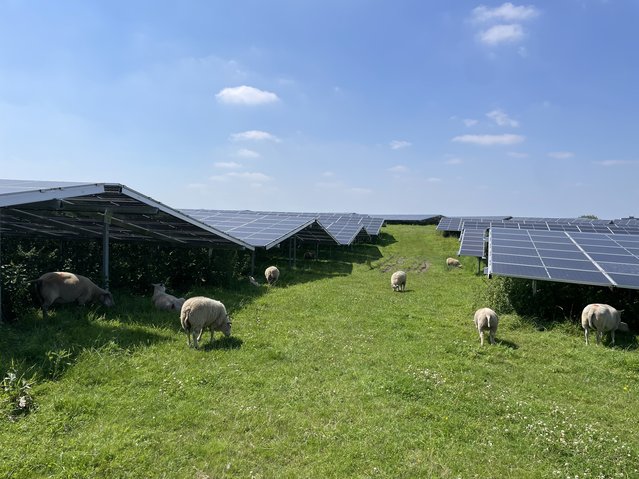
(181, 209, 384, 249)
(458, 229, 487, 258)
(487, 228, 639, 290)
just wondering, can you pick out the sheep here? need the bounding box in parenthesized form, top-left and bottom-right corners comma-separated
(581, 303, 629, 346)
(180, 296, 232, 349)
(391, 270, 407, 292)
(248, 276, 261, 287)
(474, 307, 499, 346)
(33, 271, 114, 319)
(446, 257, 463, 269)
(265, 266, 280, 285)
(151, 283, 185, 312)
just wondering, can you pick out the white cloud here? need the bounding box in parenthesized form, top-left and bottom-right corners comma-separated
(463, 118, 478, 127)
(593, 160, 638, 167)
(427, 177, 443, 183)
(548, 151, 575, 159)
(215, 85, 279, 105)
(452, 134, 524, 146)
(228, 171, 273, 181)
(236, 148, 260, 158)
(215, 161, 242, 169)
(210, 175, 229, 182)
(321, 171, 335, 177)
(479, 24, 524, 45)
(388, 165, 408, 173)
(486, 109, 519, 127)
(507, 151, 529, 158)
(390, 140, 412, 150)
(472, 3, 539, 23)
(230, 130, 280, 142)
(446, 158, 463, 165)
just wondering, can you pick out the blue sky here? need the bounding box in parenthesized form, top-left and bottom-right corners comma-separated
(1, 1, 638, 218)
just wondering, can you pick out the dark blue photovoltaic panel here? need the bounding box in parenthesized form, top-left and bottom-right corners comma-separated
(488, 227, 639, 290)
(458, 229, 486, 257)
(609, 274, 639, 288)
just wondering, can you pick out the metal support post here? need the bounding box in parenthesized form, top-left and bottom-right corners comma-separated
(102, 210, 112, 291)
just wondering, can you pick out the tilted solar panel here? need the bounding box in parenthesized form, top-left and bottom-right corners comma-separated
(487, 228, 639, 289)
(458, 229, 487, 257)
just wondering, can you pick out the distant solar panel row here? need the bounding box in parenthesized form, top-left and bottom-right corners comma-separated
(438, 216, 639, 234)
(458, 229, 487, 258)
(181, 209, 384, 248)
(487, 228, 639, 289)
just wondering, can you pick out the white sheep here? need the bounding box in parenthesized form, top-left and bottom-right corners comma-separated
(391, 270, 407, 292)
(446, 257, 463, 269)
(151, 283, 185, 312)
(33, 271, 114, 319)
(265, 266, 280, 285)
(474, 307, 499, 346)
(180, 296, 232, 349)
(581, 303, 629, 346)
(248, 276, 261, 287)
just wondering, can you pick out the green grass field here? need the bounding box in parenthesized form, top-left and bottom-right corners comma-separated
(2, 225, 638, 478)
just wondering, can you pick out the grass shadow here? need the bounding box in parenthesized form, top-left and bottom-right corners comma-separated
(202, 336, 244, 351)
(497, 338, 519, 349)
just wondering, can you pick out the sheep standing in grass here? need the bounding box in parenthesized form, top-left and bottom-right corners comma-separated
(33, 271, 114, 319)
(265, 266, 280, 285)
(446, 257, 462, 269)
(151, 283, 185, 312)
(474, 307, 499, 345)
(391, 270, 407, 292)
(581, 303, 629, 346)
(180, 296, 232, 349)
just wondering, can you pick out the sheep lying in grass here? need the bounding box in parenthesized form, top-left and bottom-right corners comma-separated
(265, 266, 280, 285)
(180, 296, 232, 349)
(446, 257, 462, 269)
(391, 270, 407, 292)
(581, 303, 629, 346)
(151, 283, 185, 312)
(474, 307, 499, 346)
(33, 271, 114, 319)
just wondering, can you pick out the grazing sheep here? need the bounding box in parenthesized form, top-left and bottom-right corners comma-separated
(33, 271, 114, 319)
(180, 296, 232, 349)
(265, 266, 280, 285)
(446, 257, 463, 269)
(474, 307, 499, 346)
(581, 303, 629, 346)
(248, 276, 261, 287)
(391, 270, 407, 292)
(151, 283, 185, 312)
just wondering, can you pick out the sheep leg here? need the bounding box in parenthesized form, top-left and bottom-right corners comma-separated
(210, 327, 215, 344)
(192, 331, 200, 349)
(479, 330, 484, 346)
(584, 328, 589, 345)
(611, 330, 616, 346)
(596, 331, 602, 345)
(489, 331, 496, 345)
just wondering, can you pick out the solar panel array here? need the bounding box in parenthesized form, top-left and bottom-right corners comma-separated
(438, 216, 639, 235)
(180, 209, 386, 248)
(487, 228, 639, 289)
(458, 229, 487, 258)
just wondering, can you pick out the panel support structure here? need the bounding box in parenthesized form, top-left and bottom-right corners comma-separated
(532, 279, 537, 296)
(102, 210, 112, 291)
(251, 250, 255, 276)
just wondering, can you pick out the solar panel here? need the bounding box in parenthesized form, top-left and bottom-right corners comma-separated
(458, 229, 487, 257)
(487, 228, 639, 289)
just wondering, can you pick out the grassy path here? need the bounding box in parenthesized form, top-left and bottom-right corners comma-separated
(1, 225, 638, 478)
